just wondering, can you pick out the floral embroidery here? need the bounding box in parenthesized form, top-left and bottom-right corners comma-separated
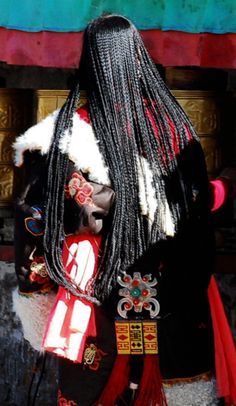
(30, 256, 48, 277)
(65, 172, 94, 206)
(83, 343, 107, 371)
(58, 390, 77, 406)
(29, 256, 53, 290)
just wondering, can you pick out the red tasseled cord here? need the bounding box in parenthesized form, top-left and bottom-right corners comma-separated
(135, 355, 167, 406)
(97, 355, 167, 406)
(97, 355, 130, 406)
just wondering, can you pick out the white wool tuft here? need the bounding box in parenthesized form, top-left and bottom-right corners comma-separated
(137, 156, 175, 236)
(163, 200, 175, 237)
(13, 110, 110, 186)
(59, 112, 110, 185)
(13, 110, 59, 167)
(137, 156, 157, 223)
(12, 289, 56, 351)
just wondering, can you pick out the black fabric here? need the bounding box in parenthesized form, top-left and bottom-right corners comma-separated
(129, 356, 144, 384)
(156, 141, 215, 378)
(14, 151, 50, 293)
(58, 307, 116, 406)
(158, 309, 214, 379)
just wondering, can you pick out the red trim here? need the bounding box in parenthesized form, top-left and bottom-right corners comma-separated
(1, 28, 236, 68)
(208, 276, 236, 404)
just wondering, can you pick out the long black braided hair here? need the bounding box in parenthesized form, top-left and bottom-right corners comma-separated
(43, 15, 211, 302)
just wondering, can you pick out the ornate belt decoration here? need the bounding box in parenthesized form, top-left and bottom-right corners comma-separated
(117, 272, 160, 319)
(115, 272, 160, 355)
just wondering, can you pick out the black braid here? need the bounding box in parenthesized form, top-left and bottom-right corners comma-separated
(43, 84, 100, 303)
(43, 15, 209, 302)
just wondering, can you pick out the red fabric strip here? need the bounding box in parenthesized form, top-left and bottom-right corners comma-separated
(1, 28, 236, 68)
(208, 276, 236, 404)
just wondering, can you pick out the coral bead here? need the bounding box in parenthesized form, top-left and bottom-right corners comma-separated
(142, 289, 149, 297)
(124, 302, 132, 310)
(132, 279, 140, 287)
(143, 302, 150, 309)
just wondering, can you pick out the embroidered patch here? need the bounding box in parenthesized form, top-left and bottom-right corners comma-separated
(28, 256, 53, 289)
(65, 172, 94, 206)
(83, 343, 107, 371)
(115, 320, 158, 355)
(25, 206, 44, 236)
(30, 256, 48, 277)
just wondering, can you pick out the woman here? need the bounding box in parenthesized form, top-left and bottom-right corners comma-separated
(13, 14, 236, 406)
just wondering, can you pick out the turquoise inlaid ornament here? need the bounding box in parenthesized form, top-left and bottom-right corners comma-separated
(117, 272, 160, 319)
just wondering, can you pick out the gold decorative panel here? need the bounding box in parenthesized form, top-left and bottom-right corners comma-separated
(0, 165, 14, 204)
(0, 132, 16, 162)
(0, 89, 32, 210)
(34, 90, 87, 122)
(172, 90, 222, 177)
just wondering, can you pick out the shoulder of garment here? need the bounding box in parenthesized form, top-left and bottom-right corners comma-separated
(12, 106, 111, 187)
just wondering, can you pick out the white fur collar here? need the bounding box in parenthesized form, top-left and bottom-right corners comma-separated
(13, 110, 111, 186)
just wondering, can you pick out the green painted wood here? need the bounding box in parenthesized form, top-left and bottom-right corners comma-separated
(0, 0, 235, 33)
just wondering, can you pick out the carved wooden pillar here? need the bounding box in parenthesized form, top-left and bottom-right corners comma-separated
(172, 90, 222, 178)
(0, 89, 32, 215)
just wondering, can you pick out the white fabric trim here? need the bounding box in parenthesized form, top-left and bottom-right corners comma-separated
(13, 110, 111, 186)
(12, 289, 56, 351)
(13, 110, 59, 167)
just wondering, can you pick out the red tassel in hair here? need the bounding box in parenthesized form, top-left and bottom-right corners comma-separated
(97, 355, 130, 406)
(135, 355, 167, 406)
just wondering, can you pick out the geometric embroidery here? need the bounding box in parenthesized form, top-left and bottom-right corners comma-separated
(115, 320, 158, 355)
